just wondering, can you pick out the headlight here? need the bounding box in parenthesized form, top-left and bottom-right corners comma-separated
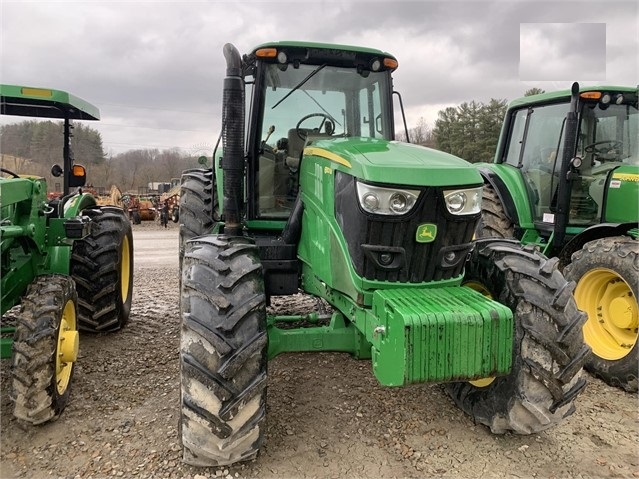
(356, 181, 420, 215)
(443, 186, 482, 215)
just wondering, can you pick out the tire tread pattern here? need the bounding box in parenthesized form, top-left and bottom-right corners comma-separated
(445, 239, 590, 434)
(11, 275, 77, 425)
(71, 207, 133, 332)
(180, 234, 267, 467)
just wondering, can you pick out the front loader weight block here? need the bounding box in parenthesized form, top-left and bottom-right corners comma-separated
(370, 286, 513, 386)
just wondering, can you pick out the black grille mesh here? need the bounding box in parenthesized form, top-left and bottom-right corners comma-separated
(335, 173, 479, 283)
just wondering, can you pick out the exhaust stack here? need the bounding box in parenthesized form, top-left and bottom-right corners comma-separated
(221, 43, 245, 236)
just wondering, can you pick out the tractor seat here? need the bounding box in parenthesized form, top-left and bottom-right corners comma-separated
(286, 128, 332, 170)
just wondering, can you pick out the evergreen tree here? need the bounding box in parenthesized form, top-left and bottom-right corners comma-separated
(433, 98, 507, 163)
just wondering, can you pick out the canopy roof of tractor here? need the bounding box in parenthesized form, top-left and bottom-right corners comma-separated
(0, 84, 100, 120)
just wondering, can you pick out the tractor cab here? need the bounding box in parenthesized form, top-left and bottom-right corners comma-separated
(241, 42, 398, 221)
(495, 86, 638, 236)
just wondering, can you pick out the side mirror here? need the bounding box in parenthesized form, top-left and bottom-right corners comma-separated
(198, 156, 208, 166)
(51, 164, 63, 177)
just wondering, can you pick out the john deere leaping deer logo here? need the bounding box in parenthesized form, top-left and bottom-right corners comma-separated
(416, 223, 437, 243)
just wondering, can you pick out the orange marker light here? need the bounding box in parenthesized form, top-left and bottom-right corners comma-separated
(255, 48, 277, 58)
(580, 91, 602, 100)
(383, 58, 398, 70)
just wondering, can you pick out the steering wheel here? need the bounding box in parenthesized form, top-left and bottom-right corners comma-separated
(584, 140, 623, 156)
(295, 113, 336, 140)
(1, 167, 20, 178)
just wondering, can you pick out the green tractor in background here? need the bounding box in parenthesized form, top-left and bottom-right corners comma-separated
(475, 83, 638, 392)
(1, 85, 134, 424)
(178, 42, 590, 466)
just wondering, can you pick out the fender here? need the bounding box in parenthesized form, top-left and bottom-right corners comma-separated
(48, 192, 98, 274)
(559, 222, 639, 267)
(477, 166, 519, 225)
(62, 192, 98, 218)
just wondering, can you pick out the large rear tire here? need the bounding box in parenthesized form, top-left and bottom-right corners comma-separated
(71, 206, 134, 332)
(564, 236, 638, 392)
(445, 239, 590, 434)
(180, 235, 267, 466)
(11, 275, 79, 425)
(476, 183, 514, 239)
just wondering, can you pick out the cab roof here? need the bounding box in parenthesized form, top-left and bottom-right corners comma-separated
(251, 40, 397, 61)
(508, 84, 637, 109)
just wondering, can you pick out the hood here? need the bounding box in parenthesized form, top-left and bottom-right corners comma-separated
(304, 137, 482, 187)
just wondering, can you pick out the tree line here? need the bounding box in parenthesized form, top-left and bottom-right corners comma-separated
(0, 120, 202, 194)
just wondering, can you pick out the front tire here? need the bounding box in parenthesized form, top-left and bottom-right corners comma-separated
(11, 275, 79, 425)
(71, 206, 134, 332)
(178, 168, 219, 264)
(445, 240, 590, 434)
(180, 235, 267, 466)
(564, 236, 638, 392)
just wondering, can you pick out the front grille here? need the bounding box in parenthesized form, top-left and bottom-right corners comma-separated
(335, 172, 479, 283)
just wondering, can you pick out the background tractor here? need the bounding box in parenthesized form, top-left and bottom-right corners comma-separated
(177, 42, 590, 467)
(1, 84, 134, 424)
(475, 83, 638, 392)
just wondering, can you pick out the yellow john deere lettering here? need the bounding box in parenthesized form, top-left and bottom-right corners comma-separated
(612, 173, 639, 182)
(416, 224, 437, 243)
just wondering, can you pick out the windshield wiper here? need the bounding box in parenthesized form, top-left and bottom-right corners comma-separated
(272, 63, 327, 109)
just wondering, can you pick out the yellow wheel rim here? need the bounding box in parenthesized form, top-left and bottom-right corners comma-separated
(56, 299, 78, 395)
(463, 280, 493, 300)
(575, 267, 638, 361)
(120, 235, 131, 302)
(463, 280, 496, 387)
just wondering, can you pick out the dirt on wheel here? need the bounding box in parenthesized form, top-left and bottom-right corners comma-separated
(1, 221, 638, 479)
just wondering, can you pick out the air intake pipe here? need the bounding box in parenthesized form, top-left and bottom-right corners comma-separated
(552, 81, 580, 251)
(221, 43, 245, 236)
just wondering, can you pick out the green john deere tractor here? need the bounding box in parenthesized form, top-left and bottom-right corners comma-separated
(178, 42, 590, 466)
(475, 83, 638, 392)
(1, 84, 134, 424)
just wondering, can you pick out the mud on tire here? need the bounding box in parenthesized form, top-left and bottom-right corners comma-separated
(71, 206, 134, 332)
(445, 239, 590, 434)
(11, 275, 78, 425)
(180, 235, 267, 466)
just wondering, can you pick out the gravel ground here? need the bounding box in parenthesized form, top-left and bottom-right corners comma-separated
(1, 221, 638, 479)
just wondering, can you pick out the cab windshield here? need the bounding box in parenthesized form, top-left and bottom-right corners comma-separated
(254, 62, 393, 218)
(262, 62, 393, 142)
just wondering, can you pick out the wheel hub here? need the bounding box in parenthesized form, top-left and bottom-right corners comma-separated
(577, 268, 638, 360)
(59, 325, 79, 363)
(608, 295, 638, 330)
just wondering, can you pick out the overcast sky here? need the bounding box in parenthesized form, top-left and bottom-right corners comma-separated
(1, 0, 637, 156)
